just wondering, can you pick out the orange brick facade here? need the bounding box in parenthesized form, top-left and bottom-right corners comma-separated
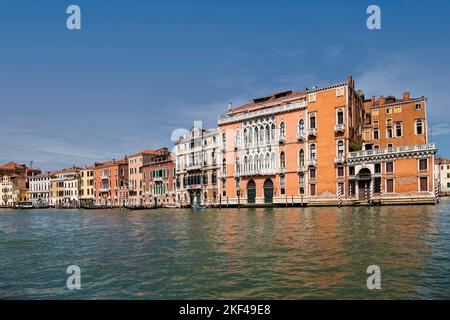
(217, 76, 437, 206)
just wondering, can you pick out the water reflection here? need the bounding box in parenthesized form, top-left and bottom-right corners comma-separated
(0, 200, 448, 299)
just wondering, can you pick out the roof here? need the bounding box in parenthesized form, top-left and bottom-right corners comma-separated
(128, 149, 162, 158)
(228, 91, 305, 115)
(0, 162, 26, 170)
(95, 159, 128, 169)
(435, 158, 450, 165)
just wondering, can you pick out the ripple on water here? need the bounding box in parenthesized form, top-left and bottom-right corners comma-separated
(0, 200, 450, 299)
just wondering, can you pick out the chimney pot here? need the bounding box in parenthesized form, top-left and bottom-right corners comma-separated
(403, 91, 410, 100)
(378, 95, 385, 105)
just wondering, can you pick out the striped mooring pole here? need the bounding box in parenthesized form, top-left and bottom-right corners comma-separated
(369, 182, 373, 204)
(349, 183, 352, 200)
(364, 183, 368, 204)
(379, 179, 383, 204)
(337, 185, 342, 207)
(435, 182, 440, 204)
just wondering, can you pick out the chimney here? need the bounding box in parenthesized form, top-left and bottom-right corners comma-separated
(112, 158, 116, 163)
(371, 96, 375, 106)
(378, 95, 385, 105)
(403, 91, 410, 100)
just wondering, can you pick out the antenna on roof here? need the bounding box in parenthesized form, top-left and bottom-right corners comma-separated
(30, 160, 33, 168)
(227, 101, 232, 111)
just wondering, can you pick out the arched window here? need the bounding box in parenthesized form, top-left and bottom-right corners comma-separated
(249, 155, 254, 170)
(298, 119, 305, 132)
(235, 130, 241, 146)
(271, 124, 276, 140)
(280, 122, 286, 139)
(259, 126, 264, 142)
(222, 132, 226, 146)
(255, 154, 260, 169)
(299, 149, 305, 166)
(249, 127, 253, 143)
(222, 159, 226, 174)
(255, 127, 259, 144)
(310, 144, 316, 159)
(244, 128, 248, 144)
(271, 152, 276, 168)
(265, 125, 270, 141)
(235, 157, 240, 173)
(416, 119, 423, 135)
(244, 156, 248, 170)
(395, 122, 402, 137)
(265, 153, 270, 168)
(337, 140, 344, 156)
(310, 115, 316, 129)
(280, 152, 286, 168)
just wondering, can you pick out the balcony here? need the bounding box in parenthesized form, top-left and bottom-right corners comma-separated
(234, 142, 239, 150)
(100, 173, 109, 180)
(308, 158, 317, 167)
(233, 171, 240, 178)
(278, 167, 286, 174)
(239, 168, 277, 176)
(153, 177, 165, 182)
(99, 186, 110, 192)
(348, 143, 437, 162)
(279, 136, 286, 144)
(307, 128, 317, 137)
(297, 165, 306, 173)
(297, 131, 306, 141)
(186, 164, 202, 171)
(334, 124, 345, 133)
(334, 155, 345, 164)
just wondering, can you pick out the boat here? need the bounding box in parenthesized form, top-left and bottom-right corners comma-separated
(192, 205, 208, 210)
(16, 201, 33, 209)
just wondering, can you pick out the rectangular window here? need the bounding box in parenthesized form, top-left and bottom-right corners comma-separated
(386, 128, 393, 138)
(373, 130, 379, 140)
(375, 163, 381, 174)
(447, 182, 450, 188)
(386, 108, 392, 114)
(337, 111, 344, 125)
(308, 93, 316, 102)
(387, 143, 393, 150)
(386, 162, 394, 173)
(394, 106, 402, 113)
(415, 103, 422, 110)
(310, 169, 316, 179)
(374, 177, 381, 193)
(386, 179, 394, 193)
(419, 159, 428, 171)
(373, 120, 379, 128)
(337, 167, 344, 177)
(336, 87, 344, 97)
(420, 177, 428, 192)
(310, 184, 316, 196)
(349, 166, 355, 176)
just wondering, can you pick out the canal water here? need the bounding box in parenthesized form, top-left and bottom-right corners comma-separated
(1, 199, 449, 299)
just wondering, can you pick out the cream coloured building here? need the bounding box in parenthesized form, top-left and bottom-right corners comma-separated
(175, 125, 219, 206)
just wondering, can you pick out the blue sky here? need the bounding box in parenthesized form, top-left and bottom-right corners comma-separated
(1, 0, 450, 170)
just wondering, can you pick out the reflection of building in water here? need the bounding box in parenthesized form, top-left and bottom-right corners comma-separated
(217, 76, 437, 206)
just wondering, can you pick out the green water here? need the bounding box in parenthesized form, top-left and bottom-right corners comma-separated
(1, 199, 449, 299)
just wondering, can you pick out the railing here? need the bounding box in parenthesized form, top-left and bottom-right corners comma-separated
(243, 139, 277, 149)
(334, 155, 345, 164)
(297, 131, 306, 141)
(239, 168, 277, 176)
(218, 100, 307, 125)
(307, 128, 317, 136)
(334, 124, 345, 132)
(309, 158, 317, 167)
(100, 173, 109, 179)
(153, 177, 165, 182)
(297, 165, 306, 173)
(186, 164, 202, 171)
(279, 136, 286, 144)
(233, 172, 240, 178)
(99, 186, 110, 192)
(348, 143, 436, 159)
(278, 167, 286, 174)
